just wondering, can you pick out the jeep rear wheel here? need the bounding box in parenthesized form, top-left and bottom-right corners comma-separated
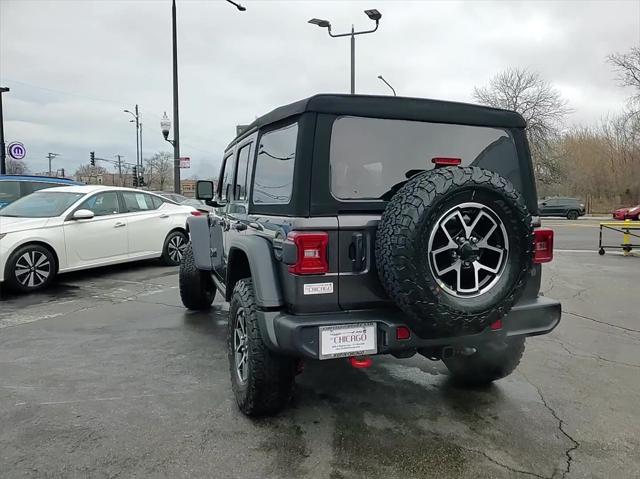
(376, 167, 533, 338)
(179, 243, 216, 310)
(443, 337, 525, 386)
(228, 279, 296, 417)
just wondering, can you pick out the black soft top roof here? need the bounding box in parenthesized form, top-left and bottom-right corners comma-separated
(230, 94, 526, 148)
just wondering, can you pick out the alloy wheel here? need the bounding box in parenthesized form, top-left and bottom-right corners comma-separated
(168, 234, 187, 263)
(428, 202, 509, 298)
(14, 250, 51, 289)
(234, 307, 249, 384)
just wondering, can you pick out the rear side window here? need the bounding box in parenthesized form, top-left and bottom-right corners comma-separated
(253, 123, 298, 205)
(0, 181, 21, 203)
(122, 192, 157, 212)
(235, 143, 253, 201)
(26, 181, 58, 193)
(329, 116, 516, 200)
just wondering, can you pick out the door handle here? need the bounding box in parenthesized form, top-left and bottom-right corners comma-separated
(114, 222, 126, 228)
(159, 214, 169, 218)
(349, 232, 366, 272)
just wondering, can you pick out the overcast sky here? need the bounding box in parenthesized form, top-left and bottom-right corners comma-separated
(1, 0, 638, 179)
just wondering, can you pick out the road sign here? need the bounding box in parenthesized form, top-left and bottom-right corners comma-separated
(179, 157, 191, 168)
(7, 142, 26, 160)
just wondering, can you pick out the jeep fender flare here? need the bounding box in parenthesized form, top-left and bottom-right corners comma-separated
(226, 235, 284, 309)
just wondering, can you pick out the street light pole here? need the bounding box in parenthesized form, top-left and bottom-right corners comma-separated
(167, 0, 246, 194)
(308, 9, 382, 95)
(0, 87, 9, 175)
(377, 75, 396, 96)
(171, 0, 180, 194)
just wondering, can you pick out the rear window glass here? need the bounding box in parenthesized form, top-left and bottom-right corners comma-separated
(329, 116, 517, 200)
(0, 181, 21, 203)
(253, 123, 298, 205)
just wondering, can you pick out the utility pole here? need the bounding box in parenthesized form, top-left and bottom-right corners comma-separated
(46, 152, 59, 176)
(139, 122, 143, 172)
(0, 87, 9, 175)
(116, 154, 123, 186)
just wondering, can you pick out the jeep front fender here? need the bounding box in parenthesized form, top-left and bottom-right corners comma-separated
(227, 235, 283, 309)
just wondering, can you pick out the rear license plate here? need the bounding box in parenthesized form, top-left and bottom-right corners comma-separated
(318, 323, 377, 360)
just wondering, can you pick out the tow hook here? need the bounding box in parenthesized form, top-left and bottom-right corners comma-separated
(348, 356, 373, 369)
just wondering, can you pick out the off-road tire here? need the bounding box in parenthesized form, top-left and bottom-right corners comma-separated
(443, 337, 526, 386)
(376, 167, 533, 338)
(161, 230, 188, 266)
(5, 244, 57, 293)
(566, 210, 579, 220)
(228, 279, 296, 417)
(179, 243, 216, 310)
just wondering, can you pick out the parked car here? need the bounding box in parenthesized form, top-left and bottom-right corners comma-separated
(0, 175, 82, 209)
(612, 204, 640, 220)
(0, 185, 197, 293)
(152, 191, 187, 203)
(538, 197, 585, 219)
(152, 191, 214, 213)
(180, 94, 560, 416)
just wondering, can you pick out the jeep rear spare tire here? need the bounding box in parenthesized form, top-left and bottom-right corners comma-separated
(376, 167, 533, 338)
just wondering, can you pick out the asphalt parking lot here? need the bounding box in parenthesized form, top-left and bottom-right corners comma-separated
(1, 218, 638, 479)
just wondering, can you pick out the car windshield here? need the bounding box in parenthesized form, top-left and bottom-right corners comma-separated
(0, 191, 84, 218)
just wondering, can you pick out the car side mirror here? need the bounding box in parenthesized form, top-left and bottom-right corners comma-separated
(196, 180, 215, 200)
(73, 209, 95, 220)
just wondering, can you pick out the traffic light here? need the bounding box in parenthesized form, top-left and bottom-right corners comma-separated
(132, 166, 138, 187)
(90, 151, 95, 167)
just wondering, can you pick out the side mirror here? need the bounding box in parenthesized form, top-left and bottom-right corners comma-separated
(73, 209, 95, 220)
(196, 180, 215, 200)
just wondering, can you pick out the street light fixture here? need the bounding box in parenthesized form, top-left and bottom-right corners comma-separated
(377, 75, 396, 96)
(308, 9, 382, 94)
(161, 112, 174, 145)
(167, 0, 246, 194)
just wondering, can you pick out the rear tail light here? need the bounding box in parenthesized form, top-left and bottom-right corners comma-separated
(396, 326, 411, 340)
(533, 228, 554, 263)
(432, 157, 462, 166)
(190, 210, 203, 216)
(287, 231, 329, 275)
(490, 319, 503, 330)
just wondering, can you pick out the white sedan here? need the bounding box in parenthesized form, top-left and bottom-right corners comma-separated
(0, 185, 198, 293)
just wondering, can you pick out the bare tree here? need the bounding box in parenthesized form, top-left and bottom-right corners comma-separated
(74, 164, 109, 184)
(6, 158, 29, 175)
(608, 47, 640, 106)
(473, 67, 571, 184)
(145, 152, 173, 191)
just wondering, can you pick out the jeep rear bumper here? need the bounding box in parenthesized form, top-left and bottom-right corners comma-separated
(257, 296, 561, 360)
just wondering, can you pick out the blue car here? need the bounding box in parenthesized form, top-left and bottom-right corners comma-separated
(0, 175, 83, 209)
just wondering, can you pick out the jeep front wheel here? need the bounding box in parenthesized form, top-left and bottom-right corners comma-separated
(443, 337, 525, 386)
(228, 279, 296, 416)
(179, 243, 216, 310)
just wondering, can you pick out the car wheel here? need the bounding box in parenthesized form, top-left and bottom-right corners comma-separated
(179, 243, 216, 310)
(228, 278, 297, 417)
(161, 230, 188, 266)
(566, 210, 579, 220)
(5, 244, 56, 293)
(443, 337, 525, 386)
(376, 167, 533, 338)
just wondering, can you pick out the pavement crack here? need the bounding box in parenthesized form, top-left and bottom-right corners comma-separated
(564, 310, 640, 334)
(521, 374, 580, 479)
(460, 446, 547, 478)
(541, 337, 640, 369)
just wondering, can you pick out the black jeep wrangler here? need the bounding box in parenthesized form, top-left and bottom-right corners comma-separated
(181, 94, 561, 416)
